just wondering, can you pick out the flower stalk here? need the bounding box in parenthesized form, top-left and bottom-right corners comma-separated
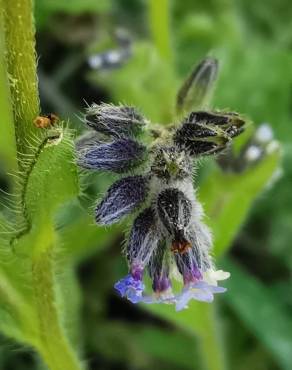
(0, 1, 83, 370)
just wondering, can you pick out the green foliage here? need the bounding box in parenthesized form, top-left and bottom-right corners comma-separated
(0, 0, 288, 370)
(35, 0, 111, 28)
(0, 130, 82, 370)
(200, 149, 281, 255)
(0, 1, 83, 369)
(88, 42, 178, 123)
(90, 322, 199, 369)
(223, 258, 292, 370)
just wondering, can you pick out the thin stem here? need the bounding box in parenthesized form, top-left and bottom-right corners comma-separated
(148, 0, 173, 62)
(1, 0, 40, 157)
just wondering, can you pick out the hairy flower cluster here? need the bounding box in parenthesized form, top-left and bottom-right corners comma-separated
(76, 102, 245, 310)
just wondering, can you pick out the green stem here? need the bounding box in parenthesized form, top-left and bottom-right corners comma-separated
(32, 247, 83, 370)
(195, 305, 227, 370)
(1, 3, 83, 368)
(148, 0, 172, 62)
(1, 0, 40, 157)
(0, 12, 18, 172)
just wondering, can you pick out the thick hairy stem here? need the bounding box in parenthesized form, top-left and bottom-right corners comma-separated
(1, 2, 82, 368)
(148, 0, 173, 62)
(32, 243, 83, 370)
(0, 10, 18, 172)
(1, 0, 40, 158)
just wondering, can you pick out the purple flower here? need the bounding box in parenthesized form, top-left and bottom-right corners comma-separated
(174, 111, 245, 156)
(175, 281, 227, 311)
(84, 103, 146, 138)
(95, 176, 149, 225)
(76, 59, 245, 310)
(152, 275, 171, 293)
(148, 240, 171, 294)
(114, 274, 145, 303)
(126, 208, 158, 268)
(77, 137, 146, 173)
(157, 188, 192, 236)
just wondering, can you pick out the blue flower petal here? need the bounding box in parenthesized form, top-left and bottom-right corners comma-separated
(77, 138, 147, 173)
(96, 176, 149, 225)
(175, 281, 227, 311)
(114, 274, 145, 304)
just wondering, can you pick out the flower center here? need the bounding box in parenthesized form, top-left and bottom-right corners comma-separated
(171, 239, 192, 254)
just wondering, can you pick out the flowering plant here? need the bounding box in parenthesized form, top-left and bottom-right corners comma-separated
(76, 59, 245, 310)
(0, 1, 282, 369)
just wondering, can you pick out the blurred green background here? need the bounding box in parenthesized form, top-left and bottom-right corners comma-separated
(1, 0, 292, 370)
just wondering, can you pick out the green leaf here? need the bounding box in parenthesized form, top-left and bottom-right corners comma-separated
(60, 208, 122, 262)
(91, 322, 200, 370)
(142, 292, 226, 370)
(199, 148, 281, 255)
(214, 44, 292, 142)
(222, 258, 292, 370)
(24, 131, 78, 232)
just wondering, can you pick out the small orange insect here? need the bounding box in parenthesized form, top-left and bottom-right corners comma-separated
(34, 113, 59, 128)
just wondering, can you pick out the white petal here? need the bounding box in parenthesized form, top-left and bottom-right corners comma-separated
(203, 269, 230, 285)
(213, 270, 230, 281)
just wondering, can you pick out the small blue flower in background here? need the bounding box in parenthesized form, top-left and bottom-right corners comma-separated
(76, 58, 245, 310)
